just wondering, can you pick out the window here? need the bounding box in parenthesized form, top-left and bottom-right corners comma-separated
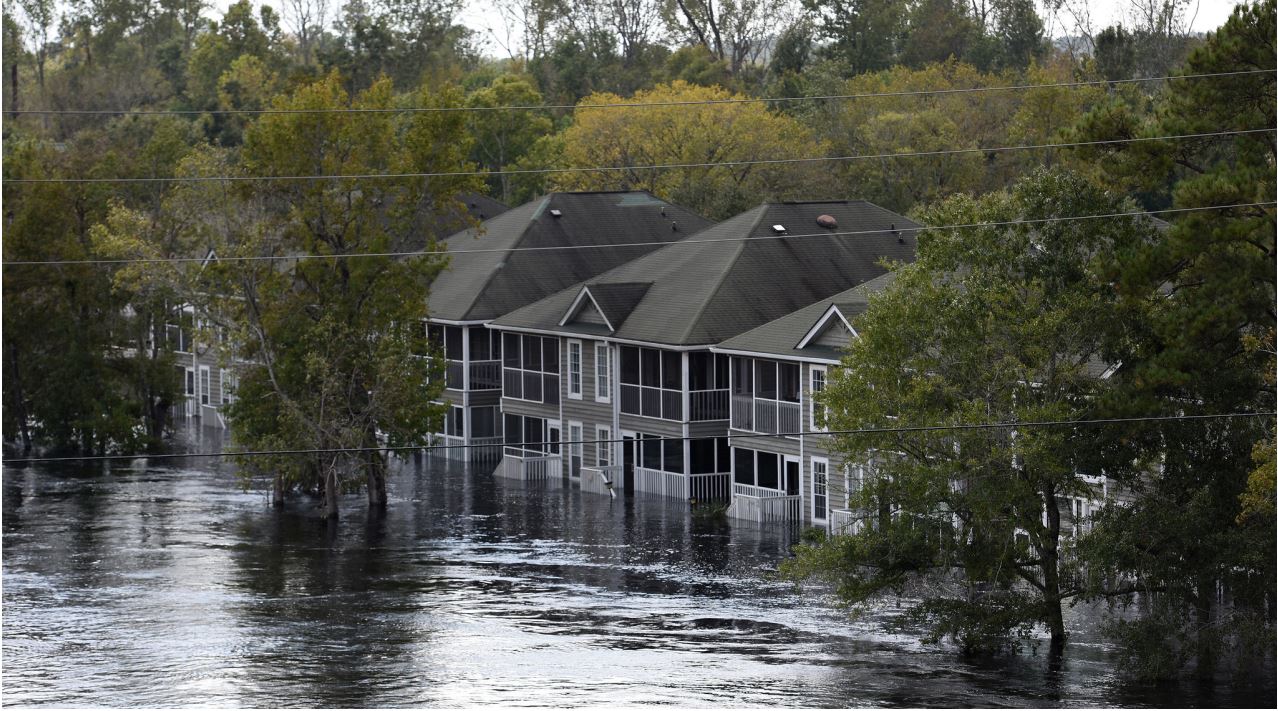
(756, 360, 777, 399)
(503, 334, 560, 404)
(199, 367, 211, 405)
(569, 422, 583, 477)
(757, 451, 779, 489)
(810, 366, 827, 431)
(221, 369, 236, 405)
(731, 356, 753, 395)
(690, 437, 730, 474)
(597, 427, 611, 466)
(185, 368, 195, 396)
(568, 341, 582, 398)
(618, 345, 685, 420)
(447, 406, 465, 437)
(813, 458, 829, 520)
(595, 343, 611, 402)
(779, 363, 800, 402)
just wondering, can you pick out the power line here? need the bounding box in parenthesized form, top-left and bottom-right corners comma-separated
(6, 128, 1272, 185)
(4, 411, 1272, 465)
(10, 69, 1273, 117)
(4, 201, 1271, 268)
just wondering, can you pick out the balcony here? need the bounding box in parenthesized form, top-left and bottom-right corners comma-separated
(728, 483, 801, 524)
(620, 384, 683, 421)
(503, 368, 559, 404)
(581, 464, 623, 498)
(829, 508, 861, 536)
(689, 389, 729, 421)
(445, 360, 465, 390)
(731, 395, 800, 435)
(633, 467, 731, 503)
(469, 360, 502, 390)
(497, 448, 563, 482)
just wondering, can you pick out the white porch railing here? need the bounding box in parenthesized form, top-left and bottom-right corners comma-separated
(469, 435, 504, 460)
(728, 483, 801, 524)
(497, 448, 563, 482)
(581, 465, 623, 498)
(731, 396, 800, 434)
(445, 360, 465, 390)
(633, 467, 731, 502)
(829, 508, 861, 536)
(469, 360, 502, 390)
(619, 384, 682, 420)
(689, 389, 729, 421)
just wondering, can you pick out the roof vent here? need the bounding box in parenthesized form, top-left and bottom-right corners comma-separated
(892, 222, 903, 244)
(549, 209, 563, 217)
(772, 224, 787, 234)
(671, 221, 678, 231)
(816, 214, 837, 229)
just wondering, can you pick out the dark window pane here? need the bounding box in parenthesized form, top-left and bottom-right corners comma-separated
(524, 417, 543, 452)
(469, 327, 490, 360)
(542, 338, 559, 373)
(732, 357, 753, 395)
(756, 360, 777, 399)
(689, 352, 711, 391)
(473, 407, 496, 437)
(758, 451, 779, 489)
(522, 335, 540, 370)
(717, 437, 731, 472)
(641, 349, 660, 387)
(428, 325, 444, 350)
(734, 447, 754, 486)
(662, 351, 681, 389)
(642, 435, 661, 470)
(664, 439, 684, 474)
(503, 333, 520, 367)
(691, 438, 715, 474)
(715, 355, 730, 389)
(780, 363, 800, 402)
(491, 331, 501, 358)
(505, 414, 522, 445)
(445, 326, 463, 359)
(620, 346, 639, 384)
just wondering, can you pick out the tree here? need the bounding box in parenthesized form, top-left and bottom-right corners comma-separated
(782, 168, 1162, 656)
(663, 0, 792, 75)
(466, 75, 554, 203)
(802, 0, 909, 74)
(211, 73, 483, 518)
(1066, 0, 1276, 679)
(550, 80, 830, 219)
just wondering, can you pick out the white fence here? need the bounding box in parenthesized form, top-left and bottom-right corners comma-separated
(429, 434, 503, 461)
(581, 465, 623, 498)
(634, 467, 731, 502)
(829, 508, 861, 536)
(728, 483, 801, 524)
(497, 449, 563, 482)
(730, 395, 800, 434)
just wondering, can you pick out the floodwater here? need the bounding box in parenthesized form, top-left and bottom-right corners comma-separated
(2, 436, 1272, 707)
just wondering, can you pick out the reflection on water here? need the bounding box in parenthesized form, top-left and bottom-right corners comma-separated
(3, 443, 1272, 707)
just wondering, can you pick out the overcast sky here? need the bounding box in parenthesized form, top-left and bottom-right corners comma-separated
(208, 0, 1247, 59)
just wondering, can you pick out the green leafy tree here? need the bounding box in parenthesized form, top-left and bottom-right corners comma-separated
(782, 169, 1161, 656)
(210, 73, 483, 517)
(466, 74, 554, 202)
(1067, 0, 1276, 679)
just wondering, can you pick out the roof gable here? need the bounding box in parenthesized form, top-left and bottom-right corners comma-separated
(797, 304, 857, 349)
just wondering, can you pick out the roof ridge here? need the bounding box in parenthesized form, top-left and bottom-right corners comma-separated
(450, 197, 545, 320)
(676, 205, 766, 343)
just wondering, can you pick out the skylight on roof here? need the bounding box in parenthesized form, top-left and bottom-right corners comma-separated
(771, 224, 786, 234)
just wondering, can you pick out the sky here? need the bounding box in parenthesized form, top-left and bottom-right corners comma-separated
(207, 0, 1248, 59)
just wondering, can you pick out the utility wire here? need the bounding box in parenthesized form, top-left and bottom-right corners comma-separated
(4, 201, 1271, 267)
(6, 128, 1272, 185)
(10, 69, 1274, 116)
(4, 411, 1272, 465)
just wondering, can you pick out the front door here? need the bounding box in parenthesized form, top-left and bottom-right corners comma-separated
(785, 458, 800, 496)
(622, 433, 636, 494)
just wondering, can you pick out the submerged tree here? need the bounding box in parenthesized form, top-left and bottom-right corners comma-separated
(208, 72, 484, 518)
(1066, 0, 1276, 679)
(781, 169, 1161, 656)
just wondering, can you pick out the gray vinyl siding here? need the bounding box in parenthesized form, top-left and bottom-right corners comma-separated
(560, 337, 615, 469)
(501, 397, 558, 421)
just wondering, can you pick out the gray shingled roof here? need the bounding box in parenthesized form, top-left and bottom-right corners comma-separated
(491, 201, 920, 345)
(713, 272, 897, 362)
(427, 191, 712, 322)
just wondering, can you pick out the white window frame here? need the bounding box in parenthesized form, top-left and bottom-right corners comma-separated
(567, 339, 583, 399)
(810, 365, 828, 432)
(812, 456, 829, 521)
(199, 366, 211, 406)
(594, 342, 611, 403)
(568, 421, 583, 477)
(596, 426, 612, 466)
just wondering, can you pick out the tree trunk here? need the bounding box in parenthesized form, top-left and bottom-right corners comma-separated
(272, 473, 286, 508)
(8, 60, 17, 120)
(1194, 575, 1218, 680)
(323, 461, 339, 519)
(1042, 485, 1066, 656)
(366, 449, 387, 510)
(5, 341, 33, 454)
